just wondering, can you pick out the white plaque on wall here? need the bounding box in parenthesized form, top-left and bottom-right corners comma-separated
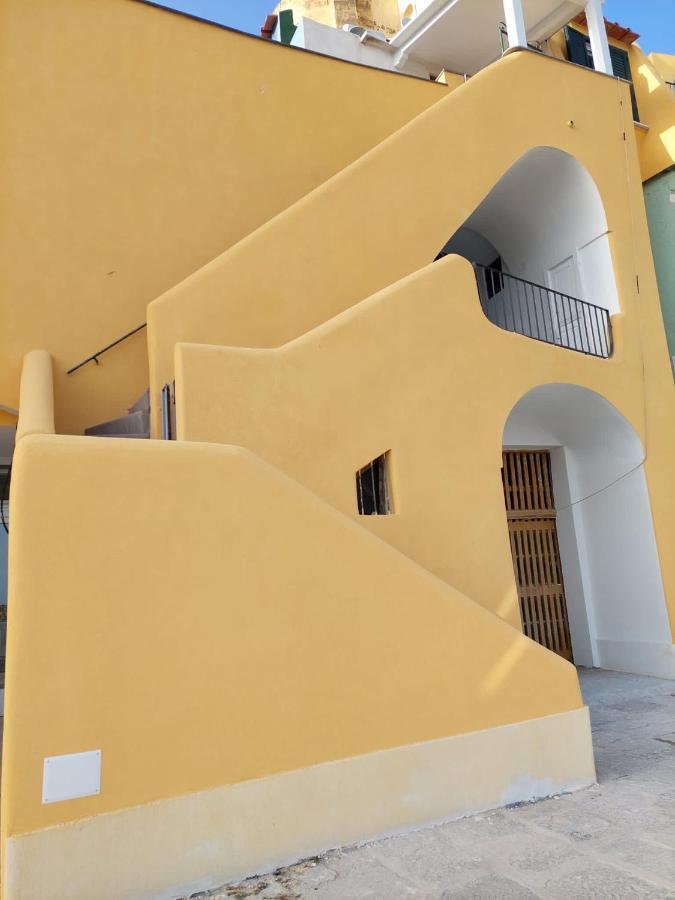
(42, 750, 101, 804)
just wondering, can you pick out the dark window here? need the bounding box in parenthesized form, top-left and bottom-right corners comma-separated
(564, 26, 639, 122)
(0, 466, 9, 498)
(565, 25, 592, 67)
(356, 453, 392, 515)
(484, 256, 504, 299)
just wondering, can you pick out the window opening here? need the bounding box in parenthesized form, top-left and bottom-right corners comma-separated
(484, 256, 504, 299)
(356, 452, 392, 515)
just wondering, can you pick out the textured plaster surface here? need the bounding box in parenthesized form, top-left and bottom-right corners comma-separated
(197, 669, 675, 900)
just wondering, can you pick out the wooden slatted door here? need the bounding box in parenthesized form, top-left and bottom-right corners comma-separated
(502, 450, 573, 661)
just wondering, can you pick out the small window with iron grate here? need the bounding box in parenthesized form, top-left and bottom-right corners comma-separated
(356, 452, 392, 515)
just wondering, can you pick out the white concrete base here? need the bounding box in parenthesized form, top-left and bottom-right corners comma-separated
(596, 639, 675, 680)
(4, 708, 595, 900)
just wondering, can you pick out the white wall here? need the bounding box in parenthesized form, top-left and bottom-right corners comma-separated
(503, 384, 674, 677)
(576, 233, 619, 315)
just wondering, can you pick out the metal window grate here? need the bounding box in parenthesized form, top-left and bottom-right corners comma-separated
(474, 264, 612, 359)
(356, 452, 392, 515)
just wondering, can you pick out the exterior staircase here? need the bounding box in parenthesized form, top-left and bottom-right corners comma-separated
(84, 390, 150, 439)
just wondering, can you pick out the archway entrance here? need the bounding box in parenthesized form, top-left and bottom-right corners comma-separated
(503, 384, 674, 679)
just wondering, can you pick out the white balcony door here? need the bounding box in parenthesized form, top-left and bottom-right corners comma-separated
(547, 255, 585, 351)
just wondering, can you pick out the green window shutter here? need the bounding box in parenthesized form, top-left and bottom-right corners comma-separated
(278, 9, 297, 45)
(565, 26, 592, 68)
(609, 45, 640, 122)
(609, 45, 629, 79)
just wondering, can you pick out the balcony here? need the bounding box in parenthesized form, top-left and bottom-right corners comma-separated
(474, 263, 612, 358)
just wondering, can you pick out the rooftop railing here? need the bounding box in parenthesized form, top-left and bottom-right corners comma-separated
(473, 264, 612, 359)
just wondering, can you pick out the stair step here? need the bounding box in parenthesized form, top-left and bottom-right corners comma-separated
(128, 389, 150, 414)
(85, 409, 150, 437)
(87, 432, 149, 439)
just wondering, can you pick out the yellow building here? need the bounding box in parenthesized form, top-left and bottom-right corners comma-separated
(0, 0, 674, 897)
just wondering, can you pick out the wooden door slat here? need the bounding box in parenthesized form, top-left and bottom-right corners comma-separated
(502, 450, 573, 662)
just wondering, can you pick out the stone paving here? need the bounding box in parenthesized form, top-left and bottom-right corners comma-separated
(193, 669, 675, 899)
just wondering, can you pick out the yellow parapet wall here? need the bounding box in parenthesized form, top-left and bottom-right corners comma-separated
(3, 434, 592, 897)
(15, 351, 54, 443)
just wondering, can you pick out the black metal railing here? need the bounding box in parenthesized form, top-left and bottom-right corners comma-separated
(161, 383, 173, 441)
(473, 264, 612, 359)
(67, 323, 147, 374)
(1, 464, 10, 535)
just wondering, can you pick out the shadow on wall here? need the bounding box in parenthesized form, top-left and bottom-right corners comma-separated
(503, 383, 674, 679)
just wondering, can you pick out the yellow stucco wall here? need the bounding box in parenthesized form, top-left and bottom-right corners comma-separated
(0, 0, 444, 437)
(173, 254, 667, 631)
(148, 51, 675, 638)
(3, 431, 582, 840)
(3, 11, 675, 893)
(548, 26, 675, 181)
(649, 53, 675, 84)
(149, 51, 650, 406)
(628, 43, 675, 181)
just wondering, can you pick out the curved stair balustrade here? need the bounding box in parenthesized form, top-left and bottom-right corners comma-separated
(473, 264, 612, 359)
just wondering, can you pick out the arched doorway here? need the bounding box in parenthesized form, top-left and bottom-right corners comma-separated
(502, 384, 674, 679)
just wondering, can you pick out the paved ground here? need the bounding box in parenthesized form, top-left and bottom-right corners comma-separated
(195, 669, 675, 899)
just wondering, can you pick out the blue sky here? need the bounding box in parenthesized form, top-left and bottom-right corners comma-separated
(155, 0, 675, 55)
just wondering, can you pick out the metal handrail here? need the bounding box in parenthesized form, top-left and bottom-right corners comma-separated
(66, 323, 147, 374)
(473, 264, 612, 358)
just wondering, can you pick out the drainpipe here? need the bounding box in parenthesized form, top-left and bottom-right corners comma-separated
(584, 0, 613, 75)
(260, 14, 277, 39)
(502, 0, 527, 50)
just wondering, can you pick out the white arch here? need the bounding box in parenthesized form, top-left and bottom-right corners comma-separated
(503, 383, 674, 678)
(439, 147, 620, 315)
